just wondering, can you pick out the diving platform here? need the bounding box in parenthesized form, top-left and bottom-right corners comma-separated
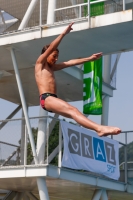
(0, 165, 133, 200)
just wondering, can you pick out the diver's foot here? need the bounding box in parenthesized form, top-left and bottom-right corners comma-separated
(97, 125, 121, 137)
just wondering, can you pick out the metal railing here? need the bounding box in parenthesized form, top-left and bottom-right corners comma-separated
(111, 130, 133, 183)
(54, 0, 122, 22)
(0, 0, 125, 34)
(54, 0, 123, 24)
(0, 116, 133, 184)
(0, 116, 60, 167)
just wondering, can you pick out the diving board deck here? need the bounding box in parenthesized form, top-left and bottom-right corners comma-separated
(0, 165, 133, 200)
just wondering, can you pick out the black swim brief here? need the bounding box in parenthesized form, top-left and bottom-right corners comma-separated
(40, 93, 57, 112)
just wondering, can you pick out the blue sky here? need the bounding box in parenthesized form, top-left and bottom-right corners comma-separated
(0, 51, 133, 133)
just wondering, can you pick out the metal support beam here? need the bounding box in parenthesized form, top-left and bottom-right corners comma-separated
(123, 0, 125, 10)
(40, 0, 42, 25)
(36, 107, 49, 200)
(36, 112, 59, 163)
(101, 95, 109, 125)
(26, 192, 39, 200)
(101, 55, 111, 125)
(14, 192, 23, 200)
(1, 148, 19, 166)
(24, 124, 28, 165)
(91, 189, 103, 200)
(0, 10, 6, 26)
(36, 107, 48, 163)
(37, 178, 49, 200)
(18, 0, 39, 30)
(47, 0, 56, 24)
(20, 109, 25, 165)
(103, 55, 111, 84)
(101, 190, 108, 200)
(22, 193, 30, 200)
(58, 123, 62, 167)
(110, 53, 121, 82)
(88, 0, 91, 27)
(0, 104, 21, 130)
(3, 191, 17, 200)
(10, 47, 38, 164)
(124, 132, 128, 185)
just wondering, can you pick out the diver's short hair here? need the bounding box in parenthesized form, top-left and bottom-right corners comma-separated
(41, 45, 59, 54)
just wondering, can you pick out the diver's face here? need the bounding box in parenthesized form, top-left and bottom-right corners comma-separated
(47, 50, 59, 66)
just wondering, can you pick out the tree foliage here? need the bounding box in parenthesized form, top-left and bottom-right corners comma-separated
(27, 127, 38, 164)
(27, 122, 59, 165)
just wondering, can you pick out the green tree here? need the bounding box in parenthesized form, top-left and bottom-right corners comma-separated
(27, 123, 60, 165)
(27, 127, 38, 164)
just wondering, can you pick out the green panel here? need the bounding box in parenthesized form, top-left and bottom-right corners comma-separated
(83, 58, 102, 115)
(84, 0, 104, 17)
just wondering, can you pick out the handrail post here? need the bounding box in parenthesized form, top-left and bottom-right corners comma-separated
(24, 124, 28, 166)
(79, 5, 81, 18)
(58, 122, 62, 168)
(88, 0, 91, 28)
(123, 0, 125, 11)
(40, 0, 42, 25)
(124, 132, 127, 184)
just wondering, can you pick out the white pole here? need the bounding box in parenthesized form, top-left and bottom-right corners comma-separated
(10, 48, 38, 164)
(88, 0, 91, 28)
(58, 123, 62, 168)
(24, 124, 28, 165)
(47, 0, 56, 24)
(18, 0, 39, 30)
(37, 178, 49, 200)
(20, 109, 25, 165)
(101, 55, 111, 126)
(36, 107, 49, 200)
(91, 189, 103, 200)
(124, 132, 127, 184)
(40, 0, 42, 25)
(103, 55, 111, 84)
(26, 192, 38, 200)
(101, 96, 109, 125)
(101, 190, 108, 200)
(123, 0, 125, 11)
(36, 107, 48, 163)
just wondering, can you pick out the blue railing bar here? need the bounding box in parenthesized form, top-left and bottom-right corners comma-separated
(119, 161, 133, 167)
(121, 130, 133, 133)
(124, 132, 127, 184)
(119, 141, 126, 146)
(0, 141, 19, 148)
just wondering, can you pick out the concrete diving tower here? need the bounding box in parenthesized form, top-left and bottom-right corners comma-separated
(0, 0, 133, 200)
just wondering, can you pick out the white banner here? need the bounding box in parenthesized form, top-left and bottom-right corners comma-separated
(61, 121, 120, 180)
